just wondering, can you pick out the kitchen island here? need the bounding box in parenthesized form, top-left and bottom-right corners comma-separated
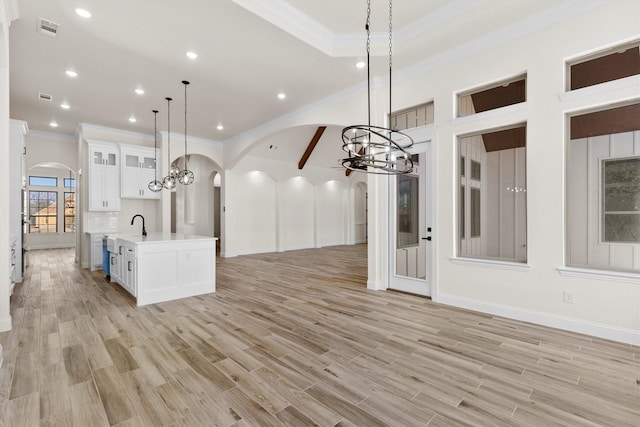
(111, 233, 217, 306)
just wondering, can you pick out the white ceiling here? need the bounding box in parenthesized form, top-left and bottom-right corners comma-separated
(9, 0, 576, 160)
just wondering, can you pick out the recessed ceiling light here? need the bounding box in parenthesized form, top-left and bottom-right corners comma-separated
(75, 8, 91, 18)
(65, 70, 78, 77)
(355, 61, 366, 69)
(186, 51, 198, 59)
(128, 116, 137, 123)
(217, 124, 224, 130)
(60, 103, 70, 109)
(135, 88, 145, 95)
(49, 121, 58, 128)
(277, 93, 286, 100)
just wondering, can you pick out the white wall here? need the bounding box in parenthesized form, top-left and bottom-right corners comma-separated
(0, 0, 18, 332)
(225, 154, 352, 257)
(234, 170, 277, 255)
(9, 120, 26, 282)
(568, 131, 640, 271)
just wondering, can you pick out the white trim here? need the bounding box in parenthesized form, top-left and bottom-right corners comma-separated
(559, 75, 640, 103)
(436, 293, 640, 345)
(449, 103, 528, 129)
(10, 118, 27, 134)
(558, 267, 640, 284)
(450, 256, 530, 272)
(78, 123, 154, 143)
(0, 316, 12, 332)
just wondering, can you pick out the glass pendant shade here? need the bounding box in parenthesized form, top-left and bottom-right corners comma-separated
(178, 169, 194, 185)
(148, 180, 163, 192)
(169, 162, 181, 178)
(163, 175, 177, 190)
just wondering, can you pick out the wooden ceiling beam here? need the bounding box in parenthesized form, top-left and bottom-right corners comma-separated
(298, 126, 326, 170)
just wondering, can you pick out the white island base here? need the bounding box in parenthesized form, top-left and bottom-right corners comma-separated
(113, 233, 216, 306)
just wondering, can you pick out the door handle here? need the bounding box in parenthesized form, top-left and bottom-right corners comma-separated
(421, 236, 432, 241)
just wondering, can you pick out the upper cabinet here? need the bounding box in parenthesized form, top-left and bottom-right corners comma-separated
(88, 141, 121, 211)
(120, 144, 161, 200)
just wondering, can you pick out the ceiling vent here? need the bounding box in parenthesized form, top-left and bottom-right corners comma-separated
(38, 92, 53, 102)
(38, 18, 59, 37)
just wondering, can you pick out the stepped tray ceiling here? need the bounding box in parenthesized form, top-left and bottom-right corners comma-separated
(10, 0, 588, 140)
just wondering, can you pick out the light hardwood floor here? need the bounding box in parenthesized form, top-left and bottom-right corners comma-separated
(0, 246, 638, 426)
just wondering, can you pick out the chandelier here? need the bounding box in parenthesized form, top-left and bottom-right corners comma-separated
(341, 0, 413, 174)
(157, 80, 195, 190)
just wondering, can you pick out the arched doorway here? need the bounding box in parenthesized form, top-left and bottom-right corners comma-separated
(26, 162, 77, 250)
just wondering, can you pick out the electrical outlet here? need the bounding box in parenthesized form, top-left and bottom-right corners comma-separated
(563, 291, 574, 304)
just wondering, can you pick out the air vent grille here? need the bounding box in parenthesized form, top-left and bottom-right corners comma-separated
(38, 18, 59, 37)
(38, 92, 53, 102)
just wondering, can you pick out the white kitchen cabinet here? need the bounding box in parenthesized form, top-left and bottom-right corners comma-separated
(88, 142, 121, 211)
(123, 243, 137, 296)
(120, 145, 161, 199)
(87, 232, 105, 271)
(109, 250, 120, 283)
(115, 233, 216, 306)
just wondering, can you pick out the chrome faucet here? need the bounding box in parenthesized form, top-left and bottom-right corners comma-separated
(131, 214, 147, 236)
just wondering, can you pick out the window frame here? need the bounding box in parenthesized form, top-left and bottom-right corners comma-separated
(600, 156, 640, 244)
(29, 176, 58, 187)
(28, 190, 58, 233)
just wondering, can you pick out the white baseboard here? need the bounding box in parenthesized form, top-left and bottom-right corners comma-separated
(436, 293, 640, 346)
(27, 243, 75, 250)
(234, 247, 278, 256)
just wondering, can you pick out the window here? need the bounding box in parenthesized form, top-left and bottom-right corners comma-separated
(29, 176, 58, 187)
(602, 157, 640, 243)
(390, 101, 434, 131)
(567, 103, 640, 272)
(397, 174, 419, 248)
(64, 192, 76, 232)
(29, 191, 57, 233)
(459, 124, 527, 262)
(64, 178, 76, 188)
(458, 75, 526, 117)
(567, 42, 639, 91)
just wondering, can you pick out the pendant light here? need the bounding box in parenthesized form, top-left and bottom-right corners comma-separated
(341, 0, 413, 174)
(162, 97, 178, 190)
(148, 109, 163, 192)
(178, 80, 194, 185)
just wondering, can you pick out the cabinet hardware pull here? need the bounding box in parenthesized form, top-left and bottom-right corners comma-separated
(128, 261, 132, 271)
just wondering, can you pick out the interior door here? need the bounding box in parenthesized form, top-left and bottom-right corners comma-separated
(389, 141, 433, 296)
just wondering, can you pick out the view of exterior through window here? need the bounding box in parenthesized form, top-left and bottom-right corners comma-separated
(27, 174, 77, 234)
(29, 190, 57, 233)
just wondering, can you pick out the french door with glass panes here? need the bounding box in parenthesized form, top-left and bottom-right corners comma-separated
(389, 141, 433, 296)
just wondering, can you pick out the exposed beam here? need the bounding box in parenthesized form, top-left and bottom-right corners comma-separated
(298, 126, 326, 170)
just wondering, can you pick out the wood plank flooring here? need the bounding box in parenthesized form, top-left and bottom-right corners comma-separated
(0, 246, 638, 426)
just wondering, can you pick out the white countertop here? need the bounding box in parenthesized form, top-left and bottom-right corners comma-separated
(116, 232, 217, 244)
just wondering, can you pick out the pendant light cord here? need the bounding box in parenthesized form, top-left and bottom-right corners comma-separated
(153, 110, 159, 180)
(182, 81, 190, 171)
(366, 0, 371, 129)
(389, 0, 392, 122)
(166, 97, 172, 175)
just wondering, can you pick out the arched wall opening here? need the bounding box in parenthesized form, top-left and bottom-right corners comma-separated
(25, 162, 77, 250)
(170, 154, 222, 244)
